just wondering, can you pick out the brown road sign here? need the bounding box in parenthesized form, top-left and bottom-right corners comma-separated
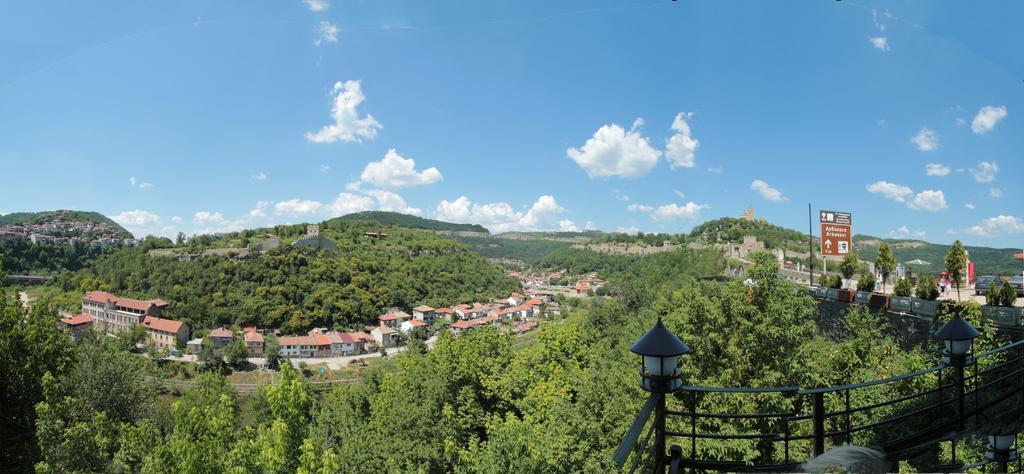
(821, 223, 851, 256)
(819, 210, 852, 257)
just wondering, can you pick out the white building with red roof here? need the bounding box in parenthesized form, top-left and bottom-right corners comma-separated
(81, 290, 169, 335)
(244, 330, 264, 356)
(412, 305, 436, 323)
(378, 310, 412, 328)
(142, 315, 189, 349)
(61, 313, 94, 340)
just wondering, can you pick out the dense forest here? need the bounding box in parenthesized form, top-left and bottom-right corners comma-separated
(0, 210, 132, 238)
(49, 220, 519, 333)
(689, 217, 811, 252)
(451, 235, 573, 264)
(336, 211, 489, 233)
(0, 239, 113, 275)
(3, 247, 1000, 472)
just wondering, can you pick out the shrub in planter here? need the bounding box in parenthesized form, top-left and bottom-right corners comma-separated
(986, 282, 1002, 306)
(894, 278, 913, 297)
(821, 274, 843, 289)
(857, 273, 876, 293)
(999, 280, 1017, 307)
(915, 275, 939, 301)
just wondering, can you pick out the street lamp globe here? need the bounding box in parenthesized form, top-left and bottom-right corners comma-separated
(631, 318, 690, 393)
(933, 315, 981, 365)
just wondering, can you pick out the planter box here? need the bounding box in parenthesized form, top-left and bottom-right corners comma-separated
(814, 286, 828, 299)
(836, 289, 855, 303)
(982, 306, 1023, 327)
(911, 298, 940, 317)
(855, 291, 872, 305)
(890, 296, 912, 312)
(826, 288, 839, 301)
(869, 293, 890, 309)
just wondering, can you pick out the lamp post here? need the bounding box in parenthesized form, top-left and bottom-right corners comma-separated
(934, 315, 981, 433)
(631, 318, 690, 470)
(987, 433, 1018, 473)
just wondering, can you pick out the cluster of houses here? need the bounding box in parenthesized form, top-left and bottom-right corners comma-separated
(61, 288, 561, 361)
(62, 291, 189, 349)
(0, 216, 134, 247)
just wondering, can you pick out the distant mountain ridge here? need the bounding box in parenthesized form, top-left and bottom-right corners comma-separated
(853, 234, 1021, 276)
(335, 211, 489, 233)
(0, 210, 132, 238)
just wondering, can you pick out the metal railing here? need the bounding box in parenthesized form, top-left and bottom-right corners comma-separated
(615, 340, 1024, 472)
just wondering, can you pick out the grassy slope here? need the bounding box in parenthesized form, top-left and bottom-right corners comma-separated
(334, 211, 489, 233)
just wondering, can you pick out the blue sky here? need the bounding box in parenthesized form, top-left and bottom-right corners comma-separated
(1, 1, 1021, 247)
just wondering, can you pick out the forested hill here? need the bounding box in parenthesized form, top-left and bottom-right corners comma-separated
(55, 219, 519, 333)
(0, 210, 132, 238)
(854, 234, 1022, 276)
(689, 217, 810, 252)
(335, 211, 488, 233)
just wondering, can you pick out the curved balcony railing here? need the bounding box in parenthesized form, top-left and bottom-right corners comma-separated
(615, 339, 1024, 472)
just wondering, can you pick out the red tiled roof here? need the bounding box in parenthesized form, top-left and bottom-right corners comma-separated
(208, 328, 233, 338)
(143, 316, 183, 334)
(244, 331, 264, 343)
(408, 320, 428, 327)
(413, 305, 434, 312)
(375, 326, 396, 335)
(83, 291, 168, 312)
(312, 332, 332, 346)
(378, 311, 411, 321)
(278, 335, 316, 346)
(435, 307, 454, 314)
(62, 314, 93, 326)
(337, 332, 358, 343)
(526, 298, 544, 306)
(451, 320, 473, 329)
(243, 326, 258, 333)
(351, 331, 372, 341)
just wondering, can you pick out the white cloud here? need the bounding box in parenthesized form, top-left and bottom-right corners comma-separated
(627, 203, 653, 212)
(871, 8, 892, 31)
(304, 0, 328, 12)
(558, 220, 580, 232)
(314, 21, 338, 46)
(964, 203, 975, 210)
(650, 202, 709, 221)
(971, 105, 1007, 134)
(665, 112, 699, 169)
(969, 161, 999, 183)
(868, 36, 889, 52)
(584, 221, 595, 230)
(193, 211, 226, 224)
(955, 117, 966, 127)
(911, 127, 939, 151)
(111, 210, 161, 227)
(617, 226, 641, 234)
(907, 190, 948, 212)
(319, 164, 331, 173)
(249, 201, 270, 219)
(274, 199, 324, 215)
(327, 192, 375, 216)
(305, 80, 382, 144)
(750, 179, 787, 203)
(925, 163, 950, 177)
(170, 216, 183, 225)
(889, 225, 926, 239)
(989, 187, 1004, 198)
(253, 173, 267, 181)
(672, 189, 685, 199)
(129, 176, 153, 189)
(964, 215, 1024, 237)
(358, 149, 443, 188)
(866, 181, 913, 203)
(435, 195, 566, 232)
(706, 167, 723, 173)
(366, 189, 421, 215)
(566, 119, 661, 178)
(611, 189, 630, 201)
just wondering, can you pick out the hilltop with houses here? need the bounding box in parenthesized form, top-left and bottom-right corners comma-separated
(0, 210, 135, 247)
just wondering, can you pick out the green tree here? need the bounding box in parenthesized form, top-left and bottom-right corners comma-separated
(893, 277, 913, 297)
(264, 333, 282, 370)
(224, 338, 249, 370)
(839, 251, 859, 289)
(915, 275, 939, 300)
(875, 243, 895, 293)
(999, 280, 1017, 307)
(944, 240, 967, 301)
(198, 340, 227, 374)
(857, 272, 875, 293)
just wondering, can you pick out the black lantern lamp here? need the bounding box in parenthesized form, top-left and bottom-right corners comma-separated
(631, 318, 690, 393)
(933, 315, 981, 366)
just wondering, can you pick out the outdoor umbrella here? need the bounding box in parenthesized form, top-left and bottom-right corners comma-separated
(904, 259, 931, 265)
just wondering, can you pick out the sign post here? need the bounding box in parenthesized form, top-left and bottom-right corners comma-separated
(819, 211, 852, 274)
